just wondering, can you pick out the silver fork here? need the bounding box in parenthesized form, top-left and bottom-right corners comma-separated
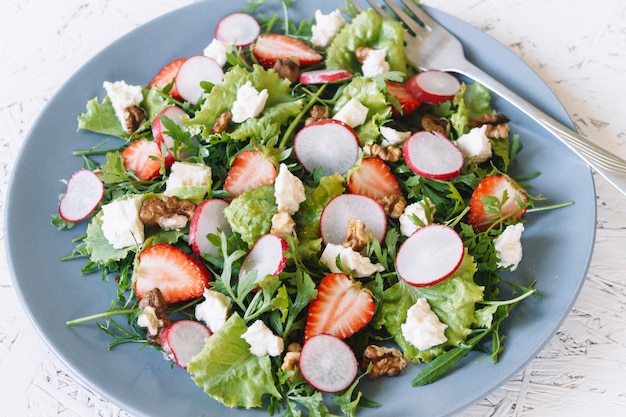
(350, 0, 626, 197)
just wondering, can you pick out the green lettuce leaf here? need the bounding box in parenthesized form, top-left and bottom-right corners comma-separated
(377, 251, 483, 362)
(84, 195, 184, 264)
(326, 9, 407, 75)
(333, 77, 392, 144)
(223, 184, 277, 247)
(84, 210, 133, 264)
(186, 65, 303, 139)
(293, 174, 345, 247)
(77, 97, 127, 138)
(188, 313, 282, 409)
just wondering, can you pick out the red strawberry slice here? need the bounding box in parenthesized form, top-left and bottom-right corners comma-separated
(386, 80, 421, 116)
(252, 34, 323, 68)
(121, 138, 164, 181)
(304, 273, 375, 341)
(347, 157, 402, 200)
(223, 149, 277, 198)
(134, 244, 211, 304)
(468, 175, 528, 231)
(148, 57, 186, 99)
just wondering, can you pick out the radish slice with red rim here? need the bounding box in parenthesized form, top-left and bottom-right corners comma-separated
(189, 199, 232, 257)
(152, 105, 188, 165)
(299, 334, 358, 393)
(395, 224, 464, 287)
(299, 69, 353, 85)
(320, 194, 387, 245)
(294, 119, 359, 176)
(239, 234, 289, 284)
(175, 55, 224, 105)
(215, 13, 260, 47)
(407, 70, 461, 104)
(403, 130, 464, 180)
(161, 320, 211, 369)
(58, 169, 104, 222)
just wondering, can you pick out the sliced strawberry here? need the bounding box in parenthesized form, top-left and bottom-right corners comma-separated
(347, 157, 402, 200)
(121, 138, 164, 181)
(223, 149, 277, 198)
(468, 175, 528, 231)
(252, 34, 323, 68)
(147, 57, 186, 99)
(386, 80, 421, 116)
(134, 244, 211, 304)
(304, 273, 375, 341)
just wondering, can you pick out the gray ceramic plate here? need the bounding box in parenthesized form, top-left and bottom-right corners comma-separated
(6, 1, 595, 416)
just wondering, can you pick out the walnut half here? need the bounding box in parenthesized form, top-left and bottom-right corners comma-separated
(123, 105, 147, 134)
(140, 196, 196, 231)
(469, 113, 510, 139)
(362, 345, 408, 379)
(343, 216, 373, 252)
(137, 288, 171, 345)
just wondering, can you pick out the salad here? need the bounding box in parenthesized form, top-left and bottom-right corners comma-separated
(52, 0, 566, 415)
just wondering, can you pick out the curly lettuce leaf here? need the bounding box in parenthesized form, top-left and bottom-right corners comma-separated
(293, 174, 345, 246)
(326, 9, 407, 75)
(84, 195, 184, 264)
(188, 313, 282, 409)
(186, 65, 303, 140)
(376, 251, 482, 362)
(223, 184, 277, 247)
(77, 97, 127, 138)
(333, 77, 391, 144)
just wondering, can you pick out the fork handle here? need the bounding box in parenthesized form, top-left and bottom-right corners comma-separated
(456, 61, 626, 196)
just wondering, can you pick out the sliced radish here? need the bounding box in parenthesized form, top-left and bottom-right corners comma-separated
(239, 234, 289, 284)
(403, 131, 464, 180)
(299, 334, 358, 393)
(175, 55, 224, 105)
(395, 224, 464, 287)
(294, 119, 359, 176)
(299, 69, 353, 85)
(152, 105, 187, 165)
(160, 320, 211, 369)
(320, 194, 387, 245)
(189, 199, 232, 257)
(407, 70, 461, 104)
(215, 13, 260, 48)
(58, 169, 104, 222)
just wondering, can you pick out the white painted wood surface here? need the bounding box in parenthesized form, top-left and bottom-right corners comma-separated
(1, 0, 625, 416)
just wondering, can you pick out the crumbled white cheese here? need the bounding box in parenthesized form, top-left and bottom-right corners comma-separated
(137, 306, 163, 336)
(380, 126, 411, 146)
(333, 98, 369, 128)
(195, 288, 232, 333)
(203, 38, 232, 67)
(241, 320, 284, 357)
(311, 9, 346, 48)
(401, 298, 448, 351)
(274, 164, 306, 215)
(100, 197, 144, 249)
(361, 49, 390, 78)
(494, 223, 524, 271)
(103, 80, 143, 129)
(165, 161, 212, 194)
(271, 210, 296, 237)
(455, 125, 492, 163)
(320, 243, 384, 278)
(231, 81, 269, 123)
(399, 198, 436, 237)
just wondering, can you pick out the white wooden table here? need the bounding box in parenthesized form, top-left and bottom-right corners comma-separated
(2, 0, 625, 416)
